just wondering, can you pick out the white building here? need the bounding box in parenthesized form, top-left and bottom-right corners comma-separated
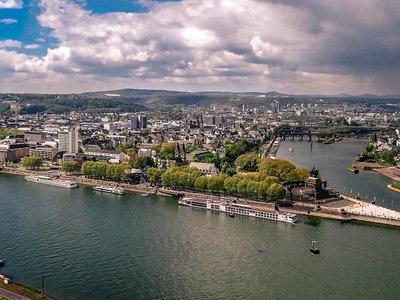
(58, 132, 69, 152)
(68, 127, 79, 154)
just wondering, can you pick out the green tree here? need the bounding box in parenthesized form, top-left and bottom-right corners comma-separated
(246, 180, 260, 198)
(133, 156, 155, 169)
(116, 141, 134, 153)
(267, 183, 286, 201)
(259, 158, 296, 180)
(284, 168, 309, 182)
(21, 156, 43, 170)
(159, 142, 176, 160)
(207, 174, 227, 193)
(60, 160, 81, 174)
(237, 179, 250, 197)
(235, 153, 259, 171)
(223, 175, 241, 195)
(146, 168, 164, 185)
(194, 176, 208, 191)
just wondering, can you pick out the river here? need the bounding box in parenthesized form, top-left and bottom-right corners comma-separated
(276, 139, 399, 211)
(0, 142, 400, 299)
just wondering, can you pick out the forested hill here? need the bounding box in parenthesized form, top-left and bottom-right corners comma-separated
(0, 89, 399, 115)
(82, 88, 400, 106)
(0, 93, 146, 115)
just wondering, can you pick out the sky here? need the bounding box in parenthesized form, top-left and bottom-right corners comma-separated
(0, 0, 400, 95)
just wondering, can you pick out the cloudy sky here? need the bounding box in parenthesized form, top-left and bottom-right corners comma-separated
(0, 0, 400, 94)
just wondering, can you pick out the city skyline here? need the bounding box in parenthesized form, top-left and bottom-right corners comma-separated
(1, 0, 400, 95)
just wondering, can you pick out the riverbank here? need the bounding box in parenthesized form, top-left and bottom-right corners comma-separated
(353, 161, 400, 181)
(0, 281, 41, 300)
(387, 184, 400, 193)
(2, 166, 400, 228)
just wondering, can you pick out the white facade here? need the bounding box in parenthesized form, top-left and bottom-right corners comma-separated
(58, 132, 68, 152)
(68, 127, 79, 154)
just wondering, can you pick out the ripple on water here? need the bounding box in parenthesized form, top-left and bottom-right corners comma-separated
(0, 174, 400, 300)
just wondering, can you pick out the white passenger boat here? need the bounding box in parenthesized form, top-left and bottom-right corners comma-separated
(26, 175, 78, 189)
(93, 186, 125, 195)
(178, 197, 297, 224)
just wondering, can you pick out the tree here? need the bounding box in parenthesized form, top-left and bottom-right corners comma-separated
(195, 153, 222, 169)
(161, 166, 202, 189)
(267, 183, 286, 201)
(235, 153, 259, 171)
(116, 141, 134, 153)
(223, 176, 241, 195)
(0, 129, 23, 139)
(273, 124, 291, 137)
(60, 160, 81, 174)
(21, 156, 43, 170)
(259, 158, 296, 180)
(221, 162, 237, 176)
(81, 161, 130, 182)
(146, 168, 164, 185)
(246, 180, 260, 199)
(159, 142, 176, 160)
(194, 176, 208, 191)
(237, 179, 250, 197)
(207, 174, 227, 193)
(133, 156, 155, 169)
(224, 139, 259, 162)
(284, 168, 309, 182)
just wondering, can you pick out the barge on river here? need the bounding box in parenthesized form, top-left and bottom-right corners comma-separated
(26, 175, 78, 189)
(94, 185, 125, 195)
(179, 197, 297, 223)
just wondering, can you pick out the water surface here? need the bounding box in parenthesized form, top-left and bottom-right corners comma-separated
(277, 139, 399, 210)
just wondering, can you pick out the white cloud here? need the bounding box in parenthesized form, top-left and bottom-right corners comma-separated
(0, 18, 18, 25)
(25, 44, 40, 50)
(0, 39, 22, 48)
(0, 0, 23, 9)
(0, 0, 400, 94)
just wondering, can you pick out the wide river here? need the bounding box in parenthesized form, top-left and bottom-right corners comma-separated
(0, 140, 399, 299)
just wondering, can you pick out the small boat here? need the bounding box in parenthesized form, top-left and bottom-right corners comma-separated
(228, 213, 235, 218)
(0, 258, 5, 267)
(347, 166, 359, 174)
(310, 241, 320, 255)
(93, 186, 125, 195)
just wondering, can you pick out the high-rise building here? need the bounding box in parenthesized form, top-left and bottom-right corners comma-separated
(138, 114, 147, 129)
(128, 115, 139, 130)
(68, 127, 79, 154)
(58, 132, 69, 152)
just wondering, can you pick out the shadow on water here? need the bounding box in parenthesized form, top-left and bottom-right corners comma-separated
(304, 216, 322, 227)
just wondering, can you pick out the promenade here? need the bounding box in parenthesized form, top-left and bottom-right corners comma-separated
(0, 288, 32, 300)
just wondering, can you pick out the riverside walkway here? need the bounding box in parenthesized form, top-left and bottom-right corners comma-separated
(0, 288, 31, 300)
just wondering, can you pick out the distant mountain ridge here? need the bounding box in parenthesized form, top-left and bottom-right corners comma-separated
(81, 88, 400, 106)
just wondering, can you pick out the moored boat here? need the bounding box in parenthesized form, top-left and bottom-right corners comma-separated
(93, 186, 125, 195)
(178, 197, 297, 224)
(25, 175, 78, 189)
(0, 258, 5, 267)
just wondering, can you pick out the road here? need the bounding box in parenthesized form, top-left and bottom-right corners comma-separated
(0, 289, 31, 300)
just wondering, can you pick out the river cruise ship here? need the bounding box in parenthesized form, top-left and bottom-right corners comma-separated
(26, 175, 78, 189)
(178, 197, 297, 223)
(93, 186, 125, 195)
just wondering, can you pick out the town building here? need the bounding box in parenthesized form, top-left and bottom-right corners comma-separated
(189, 162, 218, 175)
